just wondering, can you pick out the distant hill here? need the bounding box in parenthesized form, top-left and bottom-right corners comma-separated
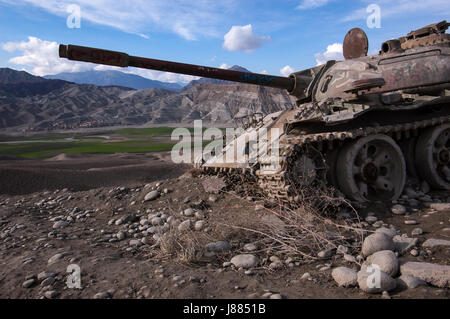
(0, 67, 296, 131)
(183, 65, 251, 90)
(0, 68, 68, 97)
(44, 70, 183, 92)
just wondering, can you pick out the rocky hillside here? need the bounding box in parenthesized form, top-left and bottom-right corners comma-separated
(0, 68, 296, 131)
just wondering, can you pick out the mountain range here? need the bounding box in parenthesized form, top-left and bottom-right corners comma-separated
(0, 68, 296, 131)
(44, 70, 183, 92)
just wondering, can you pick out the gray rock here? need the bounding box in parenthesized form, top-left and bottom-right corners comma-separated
(116, 231, 126, 241)
(194, 220, 205, 231)
(391, 204, 406, 215)
(44, 290, 59, 299)
(178, 220, 192, 232)
(400, 262, 450, 288)
(318, 248, 335, 259)
(183, 208, 195, 217)
(362, 233, 395, 257)
(37, 271, 55, 282)
(151, 217, 163, 226)
(41, 277, 55, 287)
(343, 254, 357, 263)
(357, 269, 397, 294)
(404, 220, 418, 225)
(429, 203, 450, 211)
(52, 221, 69, 229)
(375, 227, 397, 238)
(205, 241, 231, 252)
(129, 239, 142, 247)
(393, 235, 418, 254)
(422, 238, 450, 248)
(397, 274, 427, 289)
(269, 294, 283, 299)
(93, 292, 111, 299)
(300, 273, 312, 280)
(411, 228, 423, 236)
(144, 191, 160, 202)
(230, 254, 259, 269)
(332, 267, 358, 287)
(22, 279, 36, 288)
(366, 250, 399, 277)
(244, 243, 257, 252)
(365, 216, 378, 224)
(48, 253, 64, 265)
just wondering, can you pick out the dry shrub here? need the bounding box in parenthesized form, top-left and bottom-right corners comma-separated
(221, 183, 364, 261)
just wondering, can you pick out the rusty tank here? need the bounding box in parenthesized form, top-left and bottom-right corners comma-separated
(59, 21, 450, 203)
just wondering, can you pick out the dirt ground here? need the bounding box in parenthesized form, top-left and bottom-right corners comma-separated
(0, 153, 448, 299)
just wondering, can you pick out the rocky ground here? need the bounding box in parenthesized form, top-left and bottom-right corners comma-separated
(0, 153, 449, 299)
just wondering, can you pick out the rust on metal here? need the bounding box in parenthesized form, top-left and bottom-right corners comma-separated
(343, 28, 369, 60)
(59, 44, 295, 91)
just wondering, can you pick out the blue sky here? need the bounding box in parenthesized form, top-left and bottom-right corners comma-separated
(0, 0, 449, 84)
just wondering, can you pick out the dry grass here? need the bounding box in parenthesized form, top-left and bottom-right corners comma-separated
(220, 182, 364, 261)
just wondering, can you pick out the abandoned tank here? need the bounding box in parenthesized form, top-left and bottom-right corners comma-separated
(59, 21, 450, 203)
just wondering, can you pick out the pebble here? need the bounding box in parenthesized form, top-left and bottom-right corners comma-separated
(194, 220, 205, 231)
(362, 233, 395, 257)
(375, 227, 397, 238)
(332, 267, 358, 287)
(391, 204, 406, 215)
(93, 292, 111, 299)
(404, 220, 418, 225)
(22, 279, 36, 288)
(184, 208, 195, 217)
(410, 249, 419, 257)
(230, 254, 259, 269)
(144, 191, 160, 202)
(300, 273, 312, 280)
(366, 250, 399, 277)
(357, 269, 397, 294)
(205, 241, 231, 252)
(178, 220, 192, 232)
(269, 294, 283, 299)
(48, 253, 64, 265)
(44, 290, 59, 299)
(244, 243, 257, 252)
(52, 221, 69, 229)
(411, 228, 423, 236)
(318, 248, 335, 259)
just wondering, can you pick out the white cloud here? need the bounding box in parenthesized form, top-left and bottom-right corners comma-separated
(222, 25, 270, 53)
(314, 43, 344, 66)
(296, 0, 331, 10)
(280, 65, 294, 77)
(2, 36, 197, 83)
(4, 0, 235, 40)
(219, 63, 229, 69)
(260, 70, 268, 74)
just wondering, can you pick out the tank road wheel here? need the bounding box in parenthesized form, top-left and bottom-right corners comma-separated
(415, 124, 450, 190)
(290, 147, 327, 187)
(336, 135, 406, 202)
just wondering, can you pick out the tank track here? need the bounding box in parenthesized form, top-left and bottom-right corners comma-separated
(202, 115, 450, 205)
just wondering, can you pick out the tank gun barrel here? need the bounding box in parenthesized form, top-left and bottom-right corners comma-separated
(59, 44, 295, 91)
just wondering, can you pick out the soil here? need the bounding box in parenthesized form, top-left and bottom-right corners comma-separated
(0, 153, 448, 299)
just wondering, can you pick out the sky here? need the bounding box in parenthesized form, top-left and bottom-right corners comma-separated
(0, 0, 449, 84)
